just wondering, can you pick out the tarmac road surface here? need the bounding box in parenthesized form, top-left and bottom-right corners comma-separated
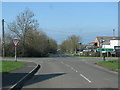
(19, 55, 118, 88)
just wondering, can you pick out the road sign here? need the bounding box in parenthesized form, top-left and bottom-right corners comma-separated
(12, 40, 20, 47)
(97, 48, 115, 52)
(12, 38, 20, 62)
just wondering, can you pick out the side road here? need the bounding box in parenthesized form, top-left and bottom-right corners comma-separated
(2, 61, 40, 90)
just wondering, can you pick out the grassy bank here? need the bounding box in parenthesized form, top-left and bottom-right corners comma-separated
(0, 61, 26, 73)
(96, 60, 120, 71)
(74, 54, 99, 57)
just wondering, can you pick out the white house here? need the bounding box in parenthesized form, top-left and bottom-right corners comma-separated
(102, 39, 120, 49)
(92, 36, 120, 56)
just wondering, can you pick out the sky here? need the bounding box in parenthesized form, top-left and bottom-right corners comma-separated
(2, 2, 118, 45)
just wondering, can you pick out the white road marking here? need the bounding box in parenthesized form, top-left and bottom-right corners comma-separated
(65, 64, 78, 72)
(66, 64, 70, 67)
(63, 63, 78, 73)
(71, 67, 76, 71)
(72, 68, 76, 71)
(80, 74, 92, 83)
(73, 69, 76, 71)
(71, 67, 74, 70)
(76, 70, 78, 72)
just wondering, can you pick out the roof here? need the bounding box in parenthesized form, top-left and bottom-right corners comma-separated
(96, 36, 120, 45)
(89, 42, 97, 44)
(96, 36, 120, 39)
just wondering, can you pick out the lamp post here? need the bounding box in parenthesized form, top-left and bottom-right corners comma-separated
(113, 29, 115, 38)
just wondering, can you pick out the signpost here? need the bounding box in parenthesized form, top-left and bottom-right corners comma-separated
(97, 48, 115, 61)
(12, 38, 20, 62)
(97, 48, 115, 52)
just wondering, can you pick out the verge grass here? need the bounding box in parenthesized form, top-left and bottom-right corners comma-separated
(0, 61, 25, 73)
(96, 60, 120, 71)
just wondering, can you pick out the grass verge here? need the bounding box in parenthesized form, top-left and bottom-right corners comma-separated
(96, 60, 120, 72)
(0, 61, 26, 73)
(73, 54, 100, 57)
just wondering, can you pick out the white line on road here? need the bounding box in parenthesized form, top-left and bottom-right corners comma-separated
(66, 64, 70, 67)
(71, 67, 74, 70)
(63, 64, 78, 73)
(72, 68, 76, 71)
(80, 74, 92, 83)
(76, 70, 78, 72)
(71, 67, 76, 72)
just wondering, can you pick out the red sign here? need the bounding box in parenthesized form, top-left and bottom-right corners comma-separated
(12, 40, 20, 47)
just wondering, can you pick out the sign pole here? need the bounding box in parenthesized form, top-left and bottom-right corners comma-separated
(103, 55, 105, 61)
(12, 38, 20, 62)
(102, 52, 106, 61)
(15, 46, 17, 62)
(100, 52, 102, 57)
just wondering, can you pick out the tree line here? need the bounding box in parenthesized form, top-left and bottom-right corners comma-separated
(60, 35, 84, 54)
(4, 9, 57, 57)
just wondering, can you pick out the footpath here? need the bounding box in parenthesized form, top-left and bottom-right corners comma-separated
(2, 61, 40, 90)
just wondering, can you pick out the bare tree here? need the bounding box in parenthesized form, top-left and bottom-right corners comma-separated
(5, 8, 57, 57)
(68, 35, 80, 54)
(60, 35, 82, 54)
(7, 9, 39, 56)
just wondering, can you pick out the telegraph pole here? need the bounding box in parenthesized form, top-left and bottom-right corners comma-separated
(113, 29, 115, 38)
(2, 19, 5, 57)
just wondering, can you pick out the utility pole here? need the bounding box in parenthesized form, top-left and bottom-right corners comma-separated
(2, 19, 5, 57)
(113, 29, 115, 38)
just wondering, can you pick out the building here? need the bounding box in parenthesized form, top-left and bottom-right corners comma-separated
(102, 39, 120, 49)
(92, 36, 120, 56)
(94, 36, 120, 48)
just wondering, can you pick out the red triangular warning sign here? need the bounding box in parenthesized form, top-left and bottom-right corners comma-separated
(12, 40, 20, 47)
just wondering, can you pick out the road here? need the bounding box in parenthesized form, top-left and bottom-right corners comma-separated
(18, 55, 118, 88)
